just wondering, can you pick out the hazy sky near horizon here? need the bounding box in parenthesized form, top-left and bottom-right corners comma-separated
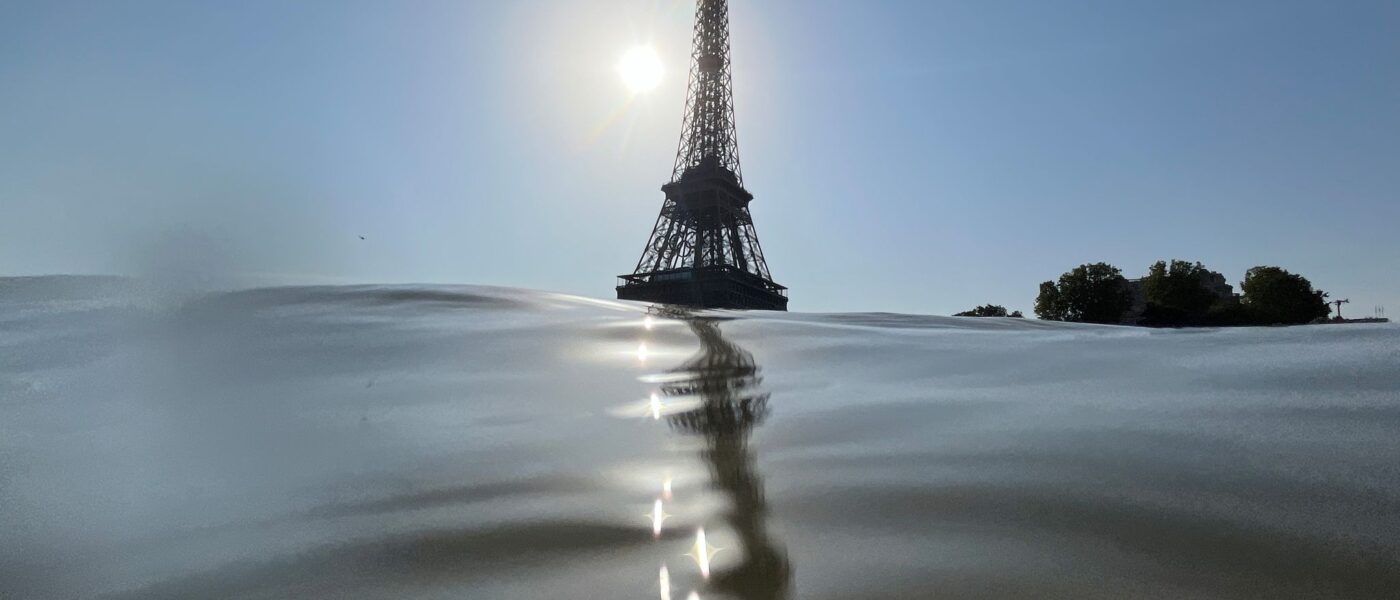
(2, 0, 1397, 314)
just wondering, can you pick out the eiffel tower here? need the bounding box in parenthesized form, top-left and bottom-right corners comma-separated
(616, 0, 787, 311)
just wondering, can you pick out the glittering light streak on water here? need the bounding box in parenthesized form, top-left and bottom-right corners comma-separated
(648, 499, 670, 538)
(687, 527, 720, 579)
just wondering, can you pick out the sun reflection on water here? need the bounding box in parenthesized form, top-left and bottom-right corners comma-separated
(628, 307, 789, 598)
(686, 527, 722, 579)
(647, 498, 671, 538)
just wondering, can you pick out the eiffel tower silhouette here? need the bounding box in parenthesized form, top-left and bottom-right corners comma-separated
(616, 0, 787, 311)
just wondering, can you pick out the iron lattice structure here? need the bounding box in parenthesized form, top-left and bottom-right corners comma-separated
(617, 0, 787, 311)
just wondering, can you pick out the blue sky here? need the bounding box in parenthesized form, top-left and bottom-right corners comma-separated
(2, 0, 1396, 315)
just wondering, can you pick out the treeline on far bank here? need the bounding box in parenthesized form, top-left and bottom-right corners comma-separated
(1030, 261, 1330, 327)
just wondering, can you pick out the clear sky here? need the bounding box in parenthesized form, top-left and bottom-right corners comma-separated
(2, 0, 1396, 315)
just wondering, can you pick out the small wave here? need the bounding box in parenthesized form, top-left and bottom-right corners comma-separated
(298, 476, 598, 521)
(194, 284, 541, 312)
(756, 311, 1125, 333)
(102, 522, 650, 600)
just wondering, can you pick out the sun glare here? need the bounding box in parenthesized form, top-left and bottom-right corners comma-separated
(618, 45, 664, 94)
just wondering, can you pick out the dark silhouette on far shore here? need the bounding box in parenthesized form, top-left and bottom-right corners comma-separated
(954, 304, 1024, 318)
(1034, 260, 1341, 327)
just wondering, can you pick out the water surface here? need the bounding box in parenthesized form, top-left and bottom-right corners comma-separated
(2, 278, 1398, 598)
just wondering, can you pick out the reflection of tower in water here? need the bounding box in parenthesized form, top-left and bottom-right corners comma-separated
(659, 312, 791, 599)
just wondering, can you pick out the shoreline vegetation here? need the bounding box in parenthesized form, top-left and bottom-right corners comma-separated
(1040, 262, 1331, 327)
(954, 260, 1388, 328)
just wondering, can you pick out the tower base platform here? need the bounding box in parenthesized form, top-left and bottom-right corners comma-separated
(617, 266, 788, 311)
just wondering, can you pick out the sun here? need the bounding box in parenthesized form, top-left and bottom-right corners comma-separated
(617, 45, 664, 94)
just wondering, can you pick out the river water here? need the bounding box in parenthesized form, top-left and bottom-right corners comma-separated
(2, 278, 1398, 599)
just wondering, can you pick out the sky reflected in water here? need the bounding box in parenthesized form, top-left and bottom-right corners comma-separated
(3, 279, 1399, 599)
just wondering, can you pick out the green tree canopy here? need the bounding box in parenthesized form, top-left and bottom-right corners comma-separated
(1141, 260, 1225, 326)
(1034, 281, 1065, 321)
(1241, 266, 1329, 324)
(957, 303, 1013, 317)
(1035, 263, 1132, 324)
(957, 303, 1024, 317)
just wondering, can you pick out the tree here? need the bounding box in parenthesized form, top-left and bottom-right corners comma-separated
(1241, 266, 1329, 325)
(1035, 263, 1133, 324)
(956, 304, 1025, 318)
(1141, 260, 1225, 326)
(1034, 281, 1066, 321)
(955, 304, 1010, 317)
